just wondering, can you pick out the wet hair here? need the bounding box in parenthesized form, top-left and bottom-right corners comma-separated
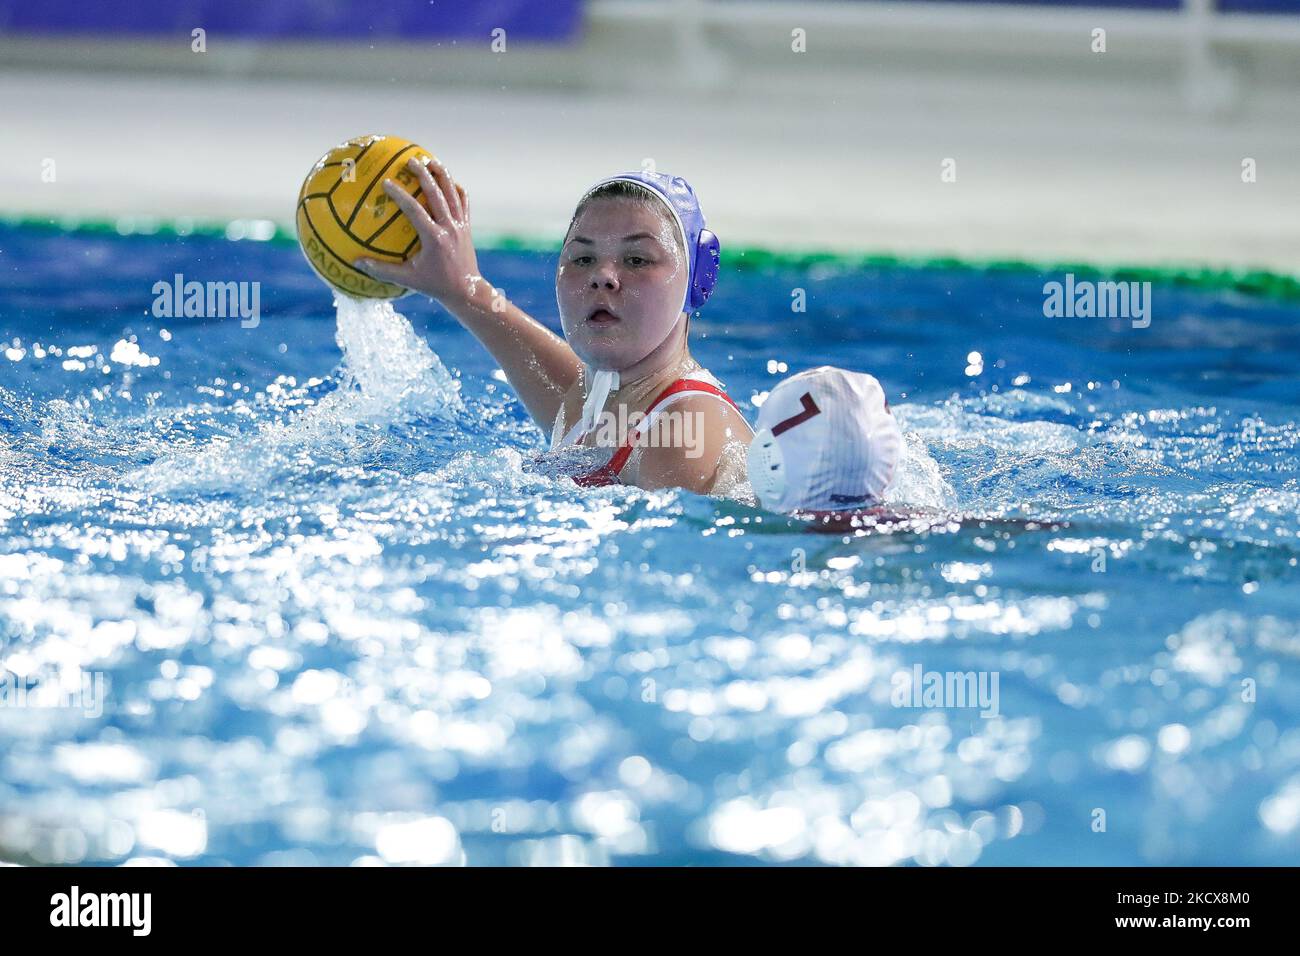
(566, 180, 685, 259)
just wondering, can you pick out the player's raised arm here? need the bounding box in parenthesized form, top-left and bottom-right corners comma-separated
(355, 157, 581, 430)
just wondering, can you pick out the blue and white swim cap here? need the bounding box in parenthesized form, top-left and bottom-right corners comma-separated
(576, 170, 720, 314)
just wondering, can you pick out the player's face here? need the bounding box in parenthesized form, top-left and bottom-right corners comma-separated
(556, 198, 688, 371)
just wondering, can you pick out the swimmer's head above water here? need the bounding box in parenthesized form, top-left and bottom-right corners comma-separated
(748, 366, 904, 515)
(556, 171, 719, 376)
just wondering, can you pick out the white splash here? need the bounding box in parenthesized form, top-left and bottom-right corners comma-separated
(332, 295, 461, 420)
(885, 425, 959, 511)
(132, 296, 461, 492)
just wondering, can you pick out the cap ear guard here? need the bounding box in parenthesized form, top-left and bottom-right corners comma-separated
(689, 229, 720, 310)
(746, 427, 787, 511)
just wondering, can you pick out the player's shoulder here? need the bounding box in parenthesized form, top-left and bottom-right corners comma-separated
(661, 385, 752, 436)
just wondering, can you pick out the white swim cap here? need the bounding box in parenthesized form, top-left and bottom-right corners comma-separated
(747, 366, 903, 513)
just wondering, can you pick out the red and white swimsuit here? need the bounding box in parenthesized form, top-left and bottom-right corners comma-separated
(551, 371, 742, 488)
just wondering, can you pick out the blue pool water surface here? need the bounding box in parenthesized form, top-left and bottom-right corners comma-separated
(1, 222, 1298, 866)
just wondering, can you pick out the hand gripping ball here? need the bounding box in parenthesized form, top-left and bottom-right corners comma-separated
(296, 134, 434, 298)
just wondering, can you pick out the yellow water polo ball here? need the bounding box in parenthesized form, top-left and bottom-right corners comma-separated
(296, 134, 434, 299)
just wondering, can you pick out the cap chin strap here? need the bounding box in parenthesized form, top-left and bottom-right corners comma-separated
(579, 308, 692, 437)
(579, 366, 619, 437)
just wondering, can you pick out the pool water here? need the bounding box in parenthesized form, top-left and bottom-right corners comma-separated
(1, 222, 1298, 866)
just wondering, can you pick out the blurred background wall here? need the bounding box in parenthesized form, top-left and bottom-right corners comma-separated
(2, 0, 1298, 271)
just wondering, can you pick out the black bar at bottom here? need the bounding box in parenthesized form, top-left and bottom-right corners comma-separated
(0, 865, 1284, 942)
